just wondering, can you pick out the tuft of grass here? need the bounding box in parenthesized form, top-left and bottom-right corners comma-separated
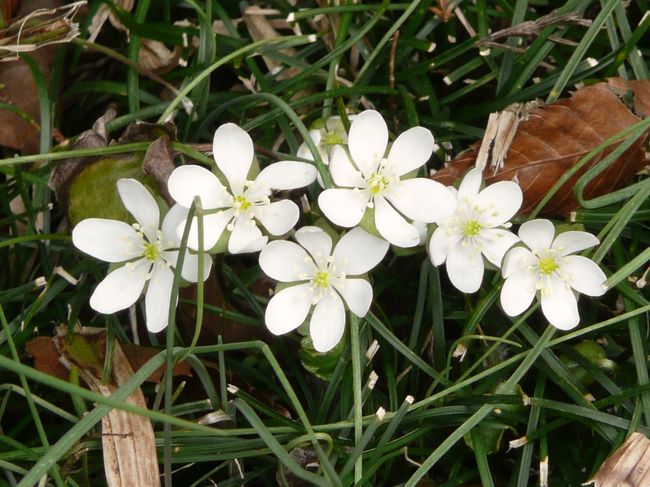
(0, 1, 648, 486)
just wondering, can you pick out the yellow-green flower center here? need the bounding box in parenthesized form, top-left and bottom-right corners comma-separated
(142, 242, 160, 262)
(367, 173, 389, 196)
(234, 195, 252, 211)
(539, 257, 559, 275)
(463, 219, 482, 237)
(323, 131, 344, 146)
(312, 270, 330, 288)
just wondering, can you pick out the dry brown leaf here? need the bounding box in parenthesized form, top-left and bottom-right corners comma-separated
(0, 0, 65, 152)
(70, 342, 161, 487)
(0, 1, 82, 59)
(586, 432, 650, 486)
(87, 0, 133, 42)
(26, 329, 191, 383)
(139, 38, 181, 74)
(432, 78, 650, 216)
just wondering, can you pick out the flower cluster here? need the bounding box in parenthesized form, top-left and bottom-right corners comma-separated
(72, 110, 608, 351)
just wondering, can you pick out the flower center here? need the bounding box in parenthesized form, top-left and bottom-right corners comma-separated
(141, 242, 161, 262)
(234, 195, 252, 211)
(312, 270, 330, 288)
(323, 131, 344, 146)
(463, 219, 482, 237)
(539, 257, 559, 275)
(367, 172, 389, 196)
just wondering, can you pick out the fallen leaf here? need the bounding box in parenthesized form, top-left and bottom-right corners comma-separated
(49, 114, 177, 224)
(26, 328, 191, 383)
(71, 341, 161, 487)
(432, 79, 650, 216)
(141, 135, 176, 205)
(586, 432, 650, 486)
(0, 0, 65, 152)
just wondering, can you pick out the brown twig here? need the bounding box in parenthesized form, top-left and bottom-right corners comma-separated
(477, 10, 591, 47)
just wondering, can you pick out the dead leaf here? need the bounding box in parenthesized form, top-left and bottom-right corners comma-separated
(70, 342, 161, 487)
(142, 135, 176, 205)
(26, 329, 191, 383)
(586, 432, 650, 486)
(432, 79, 650, 216)
(87, 0, 133, 42)
(0, 1, 82, 60)
(139, 38, 181, 74)
(0, 0, 65, 152)
(49, 105, 116, 210)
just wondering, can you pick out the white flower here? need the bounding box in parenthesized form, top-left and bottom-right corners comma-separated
(318, 110, 456, 248)
(297, 116, 350, 166)
(259, 226, 389, 352)
(167, 123, 317, 254)
(500, 219, 607, 330)
(428, 167, 522, 293)
(72, 179, 212, 333)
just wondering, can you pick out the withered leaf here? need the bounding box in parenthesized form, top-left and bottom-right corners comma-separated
(432, 79, 650, 216)
(76, 342, 160, 487)
(587, 432, 650, 486)
(141, 135, 176, 205)
(0, 0, 65, 153)
(26, 329, 191, 383)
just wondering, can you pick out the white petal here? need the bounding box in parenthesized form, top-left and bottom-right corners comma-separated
(562, 255, 607, 297)
(348, 110, 387, 176)
(265, 284, 313, 335)
(500, 269, 537, 316)
(255, 161, 317, 191)
(73, 219, 140, 263)
(161, 205, 189, 246)
(374, 197, 420, 248)
(541, 275, 580, 330)
(385, 178, 456, 223)
(501, 246, 535, 279)
(310, 292, 346, 352)
(329, 145, 365, 187)
(386, 126, 434, 176)
(252, 200, 299, 236)
(332, 278, 372, 317)
(318, 189, 368, 228)
(259, 240, 317, 282)
(518, 219, 555, 252)
(475, 181, 523, 227)
(162, 250, 213, 283)
(428, 226, 462, 266)
(333, 226, 388, 275)
(117, 178, 160, 231)
(144, 264, 175, 333)
(89, 261, 148, 314)
(457, 167, 483, 200)
(183, 209, 234, 251)
(446, 244, 484, 293)
(552, 231, 599, 257)
(297, 130, 322, 161)
(295, 226, 332, 261)
(212, 123, 254, 188)
(228, 217, 267, 254)
(168, 165, 231, 209)
(479, 228, 520, 268)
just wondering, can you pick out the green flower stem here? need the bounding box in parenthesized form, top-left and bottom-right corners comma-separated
(350, 315, 364, 483)
(0, 142, 151, 167)
(163, 197, 196, 487)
